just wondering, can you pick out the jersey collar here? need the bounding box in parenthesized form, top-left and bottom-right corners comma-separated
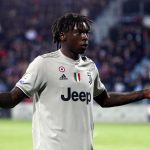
(59, 49, 81, 64)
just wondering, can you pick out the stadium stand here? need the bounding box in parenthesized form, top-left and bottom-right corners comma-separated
(0, 0, 150, 111)
(0, 0, 110, 91)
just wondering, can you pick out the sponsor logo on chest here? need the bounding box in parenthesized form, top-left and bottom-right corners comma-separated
(61, 87, 91, 104)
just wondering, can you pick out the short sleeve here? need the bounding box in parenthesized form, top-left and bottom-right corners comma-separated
(93, 67, 106, 97)
(16, 56, 46, 97)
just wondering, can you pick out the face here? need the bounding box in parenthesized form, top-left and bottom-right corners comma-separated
(63, 22, 90, 54)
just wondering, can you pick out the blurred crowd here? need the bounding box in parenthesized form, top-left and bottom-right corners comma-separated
(87, 21, 150, 93)
(0, 0, 110, 92)
(0, 0, 150, 100)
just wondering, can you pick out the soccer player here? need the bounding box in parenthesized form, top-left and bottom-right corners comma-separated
(0, 13, 150, 150)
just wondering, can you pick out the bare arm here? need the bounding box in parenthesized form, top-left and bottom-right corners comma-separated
(0, 87, 28, 108)
(94, 88, 150, 107)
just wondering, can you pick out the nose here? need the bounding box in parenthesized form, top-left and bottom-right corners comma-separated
(81, 33, 89, 40)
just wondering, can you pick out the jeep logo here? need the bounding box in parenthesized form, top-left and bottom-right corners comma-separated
(61, 88, 91, 104)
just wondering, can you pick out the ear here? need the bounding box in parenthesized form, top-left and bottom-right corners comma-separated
(59, 32, 66, 42)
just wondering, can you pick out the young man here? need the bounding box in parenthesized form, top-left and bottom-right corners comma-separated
(0, 13, 150, 150)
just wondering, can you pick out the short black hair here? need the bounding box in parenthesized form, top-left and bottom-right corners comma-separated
(51, 12, 92, 48)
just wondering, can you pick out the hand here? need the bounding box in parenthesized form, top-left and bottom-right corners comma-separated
(144, 88, 150, 99)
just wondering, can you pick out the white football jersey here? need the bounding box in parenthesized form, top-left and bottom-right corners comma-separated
(16, 49, 106, 150)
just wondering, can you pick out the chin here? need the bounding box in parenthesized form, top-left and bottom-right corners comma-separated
(79, 48, 86, 54)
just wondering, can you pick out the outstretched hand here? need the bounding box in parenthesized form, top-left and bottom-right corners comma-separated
(144, 88, 150, 99)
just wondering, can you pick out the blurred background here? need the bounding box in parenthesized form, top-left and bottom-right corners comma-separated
(0, 0, 150, 150)
(0, 0, 150, 121)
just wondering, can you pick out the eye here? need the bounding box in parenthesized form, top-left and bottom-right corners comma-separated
(79, 30, 90, 34)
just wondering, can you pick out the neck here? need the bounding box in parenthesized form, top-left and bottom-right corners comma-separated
(60, 48, 79, 60)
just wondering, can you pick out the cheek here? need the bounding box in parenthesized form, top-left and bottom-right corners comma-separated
(69, 38, 80, 46)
